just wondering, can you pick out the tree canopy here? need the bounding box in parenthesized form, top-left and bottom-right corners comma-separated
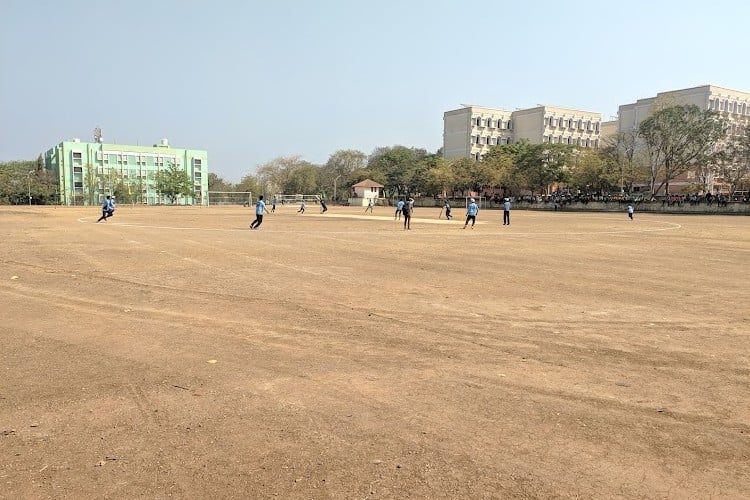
(639, 104, 727, 195)
(155, 162, 194, 204)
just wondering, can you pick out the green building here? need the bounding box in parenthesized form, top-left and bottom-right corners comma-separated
(44, 138, 208, 205)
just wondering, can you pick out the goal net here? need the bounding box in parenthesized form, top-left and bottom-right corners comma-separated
(207, 191, 252, 206)
(465, 196, 488, 209)
(276, 194, 321, 206)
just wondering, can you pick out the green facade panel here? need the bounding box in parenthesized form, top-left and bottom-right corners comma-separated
(44, 140, 208, 206)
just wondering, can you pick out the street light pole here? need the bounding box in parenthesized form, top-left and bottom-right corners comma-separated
(333, 174, 342, 203)
(27, 170, 33, 205)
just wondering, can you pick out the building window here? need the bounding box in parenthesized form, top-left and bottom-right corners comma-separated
(559, 117, 565, 128)
(72, 152, 82, 161)
(507, 120, 512, 130)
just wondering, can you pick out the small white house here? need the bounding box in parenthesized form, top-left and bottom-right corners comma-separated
(350, 179, 384, 206)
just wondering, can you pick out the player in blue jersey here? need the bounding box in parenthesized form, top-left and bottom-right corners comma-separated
(250, 195, 270, 229)
(463, 198, 479, 229)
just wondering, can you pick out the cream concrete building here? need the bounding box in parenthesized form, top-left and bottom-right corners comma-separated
(617, 85, 750, 135)
(443, 105, 602, 161)
(443, 106, 514, 160)
(615, 85, 750, 195)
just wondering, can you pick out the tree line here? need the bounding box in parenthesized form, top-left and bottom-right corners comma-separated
(2, 104, 748, 204)
(212, 104, 750, 202)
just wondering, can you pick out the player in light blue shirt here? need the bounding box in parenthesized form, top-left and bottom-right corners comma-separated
(96, 195, 115, 223)
(395, 199, 405, 220)
(250, 195, 270, 229)
(464, 198, 479, 229)
(627, 203, 634, 220)
(503, 198, 511, 225)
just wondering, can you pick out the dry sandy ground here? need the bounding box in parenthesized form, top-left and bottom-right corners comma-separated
(1, 205, 749, 499)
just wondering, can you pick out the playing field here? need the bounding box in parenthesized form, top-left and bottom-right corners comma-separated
(1, 205, 749, 498)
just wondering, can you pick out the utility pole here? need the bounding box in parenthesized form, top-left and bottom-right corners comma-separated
(27, 170, 33, 205)
(333, 174, 342, 203)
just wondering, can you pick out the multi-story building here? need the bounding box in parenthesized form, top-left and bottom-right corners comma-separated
(443, 105, 603, 161)
(44, 138, 208, 206)
(617, 84, 750, 135)
(616, 85, 750, 194)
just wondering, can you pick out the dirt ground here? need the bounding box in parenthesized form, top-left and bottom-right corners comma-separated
(1, 204, 748, 499)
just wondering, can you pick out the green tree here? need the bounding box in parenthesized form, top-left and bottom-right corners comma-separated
(283, 163, 318, 194)
(235, 174, 261, 195)
(639, 104, 727, 196)
(568, 149, 618, 195)
(155, 161, 193, 204)
(423, 159, 456, 197)
(481, 144, 527, 196)
(367, 145, 429, 197)
(0, 160, 34, 204)
(511, 143, 574, 195)
(208, 173, 234, 191)
(254, 156, 320, 195)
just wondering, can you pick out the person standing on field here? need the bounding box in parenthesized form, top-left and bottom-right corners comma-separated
(298, 200, 306, 214)
(365, 199, 374, 214)
(250, 195, 270, 229)
(627, 203, 634, 220)
(503, 198, 511, 225)
(395, 198, 404, 220)
(463, 197, 479, 229)
(320, 199, 328, 213)
(402, 197, 413, 230)
(442, 200, 452, 219)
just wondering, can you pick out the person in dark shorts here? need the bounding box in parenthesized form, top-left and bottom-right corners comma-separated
(463, 198, 478, 229)
(402, 197, 413, 230)
(97, 195, 115, 223)
(250, 195, 270, 229)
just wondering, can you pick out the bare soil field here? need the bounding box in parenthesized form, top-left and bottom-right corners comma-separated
(1, 204, 749, 499)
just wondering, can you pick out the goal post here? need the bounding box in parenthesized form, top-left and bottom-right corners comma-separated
(277, 194, 321, 206)
(465, 196, 487, 209)
(207, 191, 252, 207)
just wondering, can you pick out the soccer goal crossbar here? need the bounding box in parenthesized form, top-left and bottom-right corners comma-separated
(465, 196, 488, 208)
(207, 191, 252, 206)
(276, 194, 321, 205)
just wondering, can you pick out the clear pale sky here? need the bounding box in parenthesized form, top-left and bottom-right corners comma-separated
(1, 0, 748, 181)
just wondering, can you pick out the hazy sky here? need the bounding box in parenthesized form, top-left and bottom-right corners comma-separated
(2, 0, 749, 181)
